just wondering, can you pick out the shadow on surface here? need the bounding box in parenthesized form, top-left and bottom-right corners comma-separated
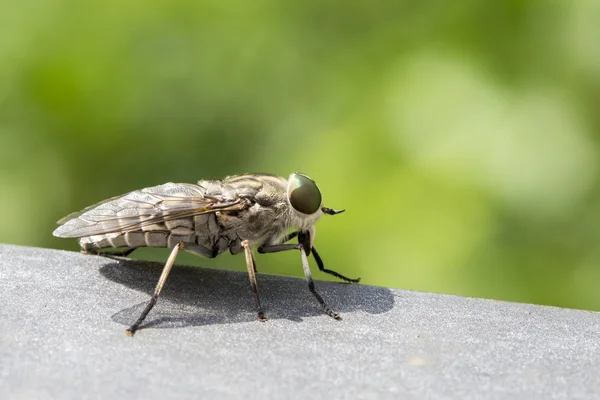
(99, 258, 394, 330)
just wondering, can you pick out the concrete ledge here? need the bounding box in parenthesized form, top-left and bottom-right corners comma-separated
(1, 244, 599, 399)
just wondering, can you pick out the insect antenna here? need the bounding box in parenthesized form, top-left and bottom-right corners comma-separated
(321, 207, 345, 215)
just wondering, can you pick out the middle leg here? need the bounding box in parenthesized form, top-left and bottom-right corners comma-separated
(242, 240, 267, 321)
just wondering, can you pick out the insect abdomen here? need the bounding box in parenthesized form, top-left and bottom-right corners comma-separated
(78, 217, 197, 250)
(79, 231, 197, 250)
(77, 215, 233, 255)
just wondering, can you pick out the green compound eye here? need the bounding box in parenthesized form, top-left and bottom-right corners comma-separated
(287, 173, 322, 215)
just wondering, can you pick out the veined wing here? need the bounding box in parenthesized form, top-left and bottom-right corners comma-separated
(53, 182, 249, 238)
(56, 193, 129, 225)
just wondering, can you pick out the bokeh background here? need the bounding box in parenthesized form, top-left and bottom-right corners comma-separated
(2, 1, 600, 311)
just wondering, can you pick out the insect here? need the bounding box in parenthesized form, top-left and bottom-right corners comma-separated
(53, 172, 360, 336)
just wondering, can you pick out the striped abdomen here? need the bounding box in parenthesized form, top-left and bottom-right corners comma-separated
(78, 213, 239, 256)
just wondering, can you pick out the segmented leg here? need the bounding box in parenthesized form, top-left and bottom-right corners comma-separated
(83, 247, 137, 257)
(125, 241, 217, 336)
(242, 240, 267, 321)
(259, 232, 360, 284)
(257, 244, 299, 253)
(299, 246, 340, 319)
(125, 242, 184, 336)
(311, 246, 360, 283)
(257, 231, 342, 319)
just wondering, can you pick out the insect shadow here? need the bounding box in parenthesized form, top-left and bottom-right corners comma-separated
(99, 258, 395, 331)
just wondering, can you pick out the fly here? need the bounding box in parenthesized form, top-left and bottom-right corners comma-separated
(53, 172, 360, 336)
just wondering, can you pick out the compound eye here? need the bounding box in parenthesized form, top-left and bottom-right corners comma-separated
(287, 173, 322, 214)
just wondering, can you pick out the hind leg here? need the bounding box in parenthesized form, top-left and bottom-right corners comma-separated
(83, 247, 137, 257)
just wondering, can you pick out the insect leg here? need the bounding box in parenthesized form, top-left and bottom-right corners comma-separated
(83, 247, 137, 257)
(258, 239, 360, 283)
(242, 240, 267, 322)
(256, 231, 299, 254)
(259, 232, 341, 319)
(257, 243, 300, 253)
(281, 231, 299, 243)
(125, 241, 184, 336)
(300, 245, 340, 319)
(311, 246, 360, 283)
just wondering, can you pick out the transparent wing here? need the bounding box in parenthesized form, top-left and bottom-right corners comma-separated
(56, 193, 127, 225)
(53, 182, 249, 238)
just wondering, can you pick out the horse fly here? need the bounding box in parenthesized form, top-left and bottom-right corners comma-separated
(53, 172, 360, 336)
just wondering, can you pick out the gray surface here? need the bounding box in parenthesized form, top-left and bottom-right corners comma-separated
(0, 244, 599, 399)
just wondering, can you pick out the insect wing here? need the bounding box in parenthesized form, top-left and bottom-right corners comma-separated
(53, 182, 248, 238)
(56, 193, 128, 225)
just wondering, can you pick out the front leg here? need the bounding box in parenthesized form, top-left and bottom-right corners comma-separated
(258, 231, 340, 319)
(311, 247, 360, 283)
(257, 231, 300, 254)
(259, 234, 360, 284)
(257, 243, 301, 254)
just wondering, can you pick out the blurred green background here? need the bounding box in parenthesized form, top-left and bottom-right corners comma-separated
(2, 1, 600, 311)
